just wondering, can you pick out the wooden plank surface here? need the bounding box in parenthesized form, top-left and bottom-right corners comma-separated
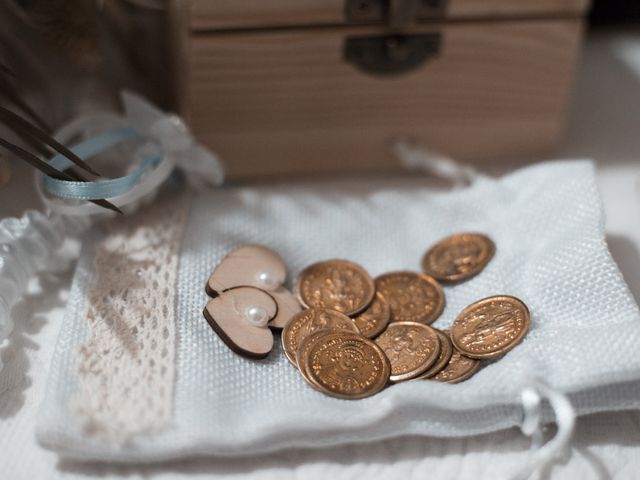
(186, 0, 589, 31)
(184, 19, 583, 178)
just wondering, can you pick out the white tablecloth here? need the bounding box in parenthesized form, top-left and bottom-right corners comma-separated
(1, 30, 640, 480)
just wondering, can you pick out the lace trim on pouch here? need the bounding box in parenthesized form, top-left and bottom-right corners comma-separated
(72, 195, 190, 442)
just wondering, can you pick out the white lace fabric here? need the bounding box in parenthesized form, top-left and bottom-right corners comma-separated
(70, 195, 189, 441)
(37, 160, 640, 462)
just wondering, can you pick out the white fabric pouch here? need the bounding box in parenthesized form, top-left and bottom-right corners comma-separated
(37, 160, 640, 463)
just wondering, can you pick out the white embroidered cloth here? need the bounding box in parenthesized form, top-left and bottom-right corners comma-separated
(37, 160, 640, 462)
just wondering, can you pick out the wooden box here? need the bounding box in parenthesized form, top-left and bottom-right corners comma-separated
(170, 1, 589, 179)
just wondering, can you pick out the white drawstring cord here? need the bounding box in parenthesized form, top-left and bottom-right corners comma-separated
(521, 387, 544, 450)
(511, 381, 576, 480)
(394, 141, 575, 479)
(392, 140, 481, 187)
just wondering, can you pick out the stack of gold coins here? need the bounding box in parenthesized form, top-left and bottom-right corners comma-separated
(283, 233, 531, 399)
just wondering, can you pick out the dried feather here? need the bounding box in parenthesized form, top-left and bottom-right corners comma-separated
(0, 137, 121, 213)
(0, 73, 50, 132)
(0, 106, 100, 177)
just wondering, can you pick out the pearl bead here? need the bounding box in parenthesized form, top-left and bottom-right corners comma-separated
(256, 271, 278, 290)
(245, 305, 269, 327)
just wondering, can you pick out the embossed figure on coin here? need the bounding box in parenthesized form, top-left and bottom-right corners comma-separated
(451, 295, 530, 359)
(422, 233, 495, 282)
(282, 307, 359, 365)
(352, 292, 390, 338)
(459, 310, 517, 348)
(432, 347, 480, 384)
(374, 272, 444, 324)
(304, 331, 390, 399)
(297, 329, 338, 385)
(296, 260, 375, 316)
(417, 329, 454, 379)
(375, 322, 440, 382)
(313, 310, 335, 330)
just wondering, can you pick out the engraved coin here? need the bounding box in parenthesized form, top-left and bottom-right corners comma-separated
(374, 271, 445, 324)
(375, 321, 440, 383)
(302, 331, 390, 399)
(416, 328, 454, 379)
(431, 347, 480, 384)
(297, 329, 340, 388)
(352, 291, 390, 338)
(422, 233, 495, 282)
(450, 295, 530, 359)
(296, 260, 375, 316)
(282, 307, 359, 366)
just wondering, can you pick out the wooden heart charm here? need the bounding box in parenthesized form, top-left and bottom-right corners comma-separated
(206, 244, 287, 296)
(205, 244, 301, 331)
(203, 286, 277, 358)
(267, 286, 302, 330)
(203, 245, 302, 357)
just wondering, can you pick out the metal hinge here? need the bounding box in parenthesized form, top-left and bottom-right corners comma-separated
(345, 0, 447, 28)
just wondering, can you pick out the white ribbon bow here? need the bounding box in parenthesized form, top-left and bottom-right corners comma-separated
(122, 90, 224, 188)
(36, 91, 225, 216)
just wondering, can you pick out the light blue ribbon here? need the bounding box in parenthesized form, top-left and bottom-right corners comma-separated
(44, 128, 163, 200)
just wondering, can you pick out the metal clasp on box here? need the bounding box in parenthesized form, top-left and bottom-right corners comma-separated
(344, 0, 445, 76)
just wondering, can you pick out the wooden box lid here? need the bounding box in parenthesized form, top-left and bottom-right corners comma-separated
(186, 0, 590, 31)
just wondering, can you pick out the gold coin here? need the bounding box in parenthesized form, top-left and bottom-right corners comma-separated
(282, 307, 359, 366)
(375, 321, 440, 383)
(302, 331, 390, 399)
(416, 328, 454, 379)
(352, 291, 390, 338)
(450, 295, 530, 359)
(431, 347, 480, 384)
(374, 271, 445, 324)
(422, 233, 495, 283)
(296, 329, 338, 389)
(296, 260, 375, 316)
